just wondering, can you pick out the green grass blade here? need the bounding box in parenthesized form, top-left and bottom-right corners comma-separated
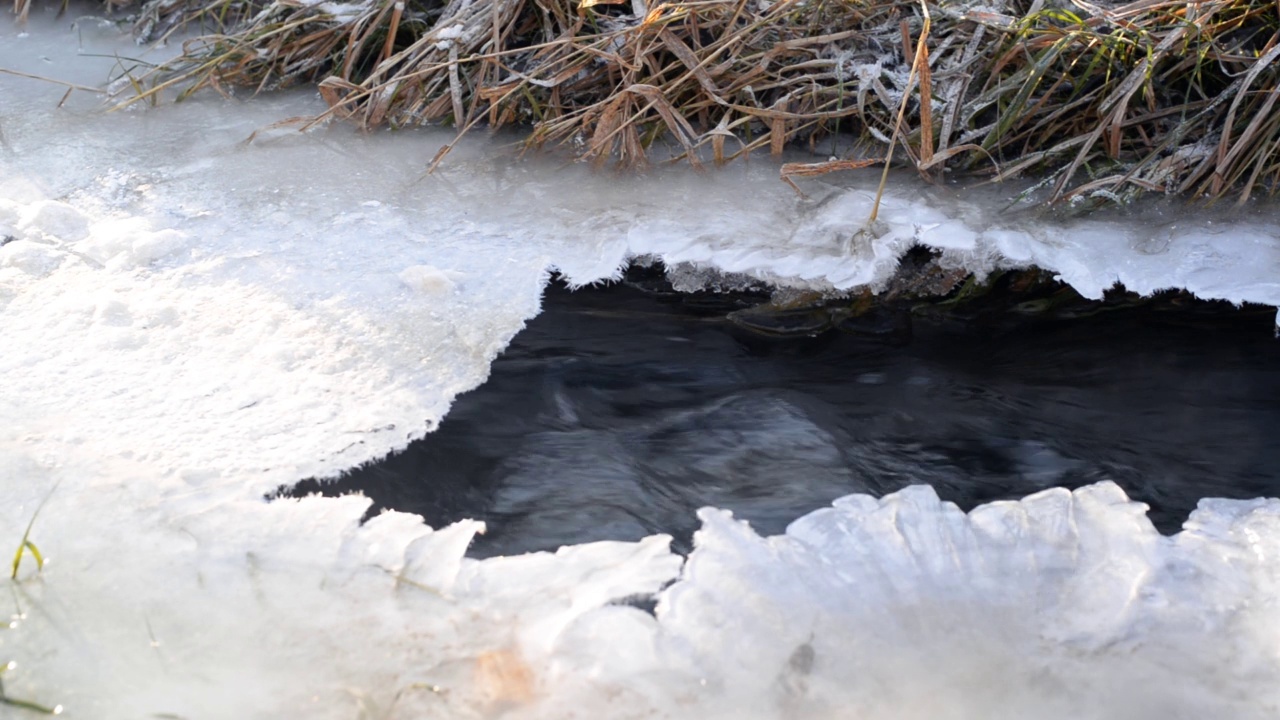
(0, 695, 62, 714)
(11, 483, 59, 581)
(981, 35, 1072, 151)
(21, 543, 42, 573)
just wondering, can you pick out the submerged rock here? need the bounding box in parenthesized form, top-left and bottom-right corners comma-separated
(727, 290, 835, 339)
(727, 305, 836, 338)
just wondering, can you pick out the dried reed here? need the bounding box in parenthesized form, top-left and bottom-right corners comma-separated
(23, 0, 1280, 202)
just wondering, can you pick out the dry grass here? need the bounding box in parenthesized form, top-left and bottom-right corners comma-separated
(20, 0, 1280, 202)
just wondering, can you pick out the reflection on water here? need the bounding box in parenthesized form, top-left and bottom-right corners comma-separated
(285, 274, 1280, 557)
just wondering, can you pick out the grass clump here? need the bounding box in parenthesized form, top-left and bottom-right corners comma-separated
(16, 0, 1280, 202)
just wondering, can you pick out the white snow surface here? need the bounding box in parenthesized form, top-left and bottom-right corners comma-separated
(1, 9, 1278, 719)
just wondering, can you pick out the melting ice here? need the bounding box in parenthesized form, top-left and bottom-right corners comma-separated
(1, 8, 1278, 718)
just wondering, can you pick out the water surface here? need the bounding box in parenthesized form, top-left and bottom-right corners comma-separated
(289, 275, 1280, 556)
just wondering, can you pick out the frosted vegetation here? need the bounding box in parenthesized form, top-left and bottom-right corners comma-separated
(1, 9, 1279, 719)
(70, 0, 1280, 204)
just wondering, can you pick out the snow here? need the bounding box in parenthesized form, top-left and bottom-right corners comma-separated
(314, 2, 370, 20)
(0, 7, 1278, 719)
(296, 0, 372, 20)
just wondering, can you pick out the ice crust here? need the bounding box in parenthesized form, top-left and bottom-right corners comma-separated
(1, 11, 1279, 718)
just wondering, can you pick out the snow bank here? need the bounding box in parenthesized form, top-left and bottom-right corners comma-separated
(1, 8, 1278, 719)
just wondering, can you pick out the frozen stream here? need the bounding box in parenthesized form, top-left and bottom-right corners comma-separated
(2, 8, 1279, 719)
(290, 277, 1280, 558)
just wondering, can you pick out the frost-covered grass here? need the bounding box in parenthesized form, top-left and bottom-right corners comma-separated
(16, 0, 1280, 203)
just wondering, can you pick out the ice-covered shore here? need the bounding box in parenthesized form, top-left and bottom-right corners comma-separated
(2, 10, 1279, 719)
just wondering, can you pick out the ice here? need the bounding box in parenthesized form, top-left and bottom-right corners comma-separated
(0, 239, 66, 276)
(502, 485, 1280, 719)
(18, 199, 91, 241)
(436, 22, 465, 40)
(400, 264, 463, 295)
(1, 8, 1279, 718)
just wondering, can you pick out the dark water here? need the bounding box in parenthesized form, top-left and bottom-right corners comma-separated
(284, 276, 1280, 557)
